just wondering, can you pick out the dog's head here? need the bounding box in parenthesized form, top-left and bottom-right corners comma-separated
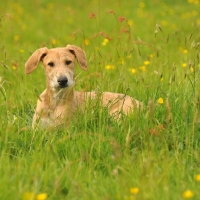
(25, 45, 87, 90)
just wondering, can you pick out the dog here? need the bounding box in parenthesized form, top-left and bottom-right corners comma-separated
(25, 45, 140, 128)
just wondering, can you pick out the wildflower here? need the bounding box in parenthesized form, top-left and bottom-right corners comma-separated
(160, 77, 164, 81)
(182, 190, 194, 199)
(36, 193, 47, 200)
(139, 66, 146, 72)
(161, 20, 168, 26)
(105, 65, 115, 70)
(130, 68, 136, 74)
(190, 67, 194, 73)
(84, 39, 89, 46)
(14, 35, 20, 41)
(19, 49, 24, 53)
(89, 12, 95, 19)
(127, 20, 134, 27)
(12, 62, 18, 70)
(12, 66, 17, 70)
(182, 63, 187, 68)
(102, 38, 109, 46)
(118, 16, 126, 23)
(195, 174, 200, 182)
(158, 98, 164, 104)
(119, 58, 125, 65)
(143, 60, 150, 65)
(127, 54, 131, 58)
(139, 2, 145, 8)
(150, 54, 154, 58)
(183, 49, 188, 54)
(130, 187, 139, 194)
(51, 38, 57, 45)
(109, 10, 115, 14)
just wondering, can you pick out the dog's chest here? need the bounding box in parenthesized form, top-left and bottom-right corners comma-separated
(47, 102, 77, 124)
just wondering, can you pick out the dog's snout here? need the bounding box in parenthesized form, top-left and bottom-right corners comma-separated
(57, 76, 68, 87)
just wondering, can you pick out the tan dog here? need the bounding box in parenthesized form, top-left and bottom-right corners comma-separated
(25, 45, 140, 128)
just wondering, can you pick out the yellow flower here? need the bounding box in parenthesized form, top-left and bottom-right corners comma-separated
(160, 77, 164, 81)
(183, 49, 188, 54)
(130, 187, 139, 194)
(105, 65, 115, 70)
(14, 35, 20, 41)
(195, 174, 200, 182)
(161, 20, 168, 26)
(127, 54, 132, 58)
(139, 2, 145, 8)
(102, 38, 109, 46)
(36, 193, 47, 200)
(182, 63, 187, 67)
(84, 39, 89, 46)
(12, 66, 17, 70)
(143, 60, 150, 65)
(190, 67, 194, 73)
(182, 190, 194, 199)
(19, 49, 24, 53)
(158, 97, 164, 104)
(128, 20, 134, 26)
(150, 54, 154, 58)
(130, 68, 136, 74)
(51, 38, 57, 45)
(119, 58, 125, 65)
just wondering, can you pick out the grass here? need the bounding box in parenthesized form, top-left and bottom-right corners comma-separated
(0, 0, 200, 199)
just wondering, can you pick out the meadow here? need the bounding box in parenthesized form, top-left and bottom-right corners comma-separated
(0, 0, 200, 199)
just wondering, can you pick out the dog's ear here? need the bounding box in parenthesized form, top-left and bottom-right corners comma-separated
(25, 47, 48, 74)
(66, 44, 87, 71)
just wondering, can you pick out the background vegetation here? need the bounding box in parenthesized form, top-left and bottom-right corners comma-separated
(0, 0, 200, 199)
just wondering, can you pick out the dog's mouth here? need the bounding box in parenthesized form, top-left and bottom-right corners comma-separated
(53, 84, 69, 91)
(58, 84, 68, 88)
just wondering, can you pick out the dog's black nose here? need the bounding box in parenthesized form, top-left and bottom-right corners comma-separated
(57, 76, 68, 87)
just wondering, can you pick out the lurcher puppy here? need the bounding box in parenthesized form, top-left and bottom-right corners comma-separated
(25, 45, 140, 128)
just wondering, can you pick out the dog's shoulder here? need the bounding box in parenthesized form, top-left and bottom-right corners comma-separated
(35, 89, 47, 110)
(38, 89, 47, 102)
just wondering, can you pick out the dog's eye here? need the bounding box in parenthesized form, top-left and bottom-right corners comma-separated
(65, 60, 72, 65)
(48, 62, 54, 67)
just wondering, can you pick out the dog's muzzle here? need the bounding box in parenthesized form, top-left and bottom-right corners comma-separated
(57, 76, 68, 88)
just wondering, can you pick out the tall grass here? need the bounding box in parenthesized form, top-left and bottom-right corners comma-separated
(0, 0, 200, 199)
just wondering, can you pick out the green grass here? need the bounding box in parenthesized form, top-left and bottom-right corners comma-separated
(0, 0, 200, 199)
